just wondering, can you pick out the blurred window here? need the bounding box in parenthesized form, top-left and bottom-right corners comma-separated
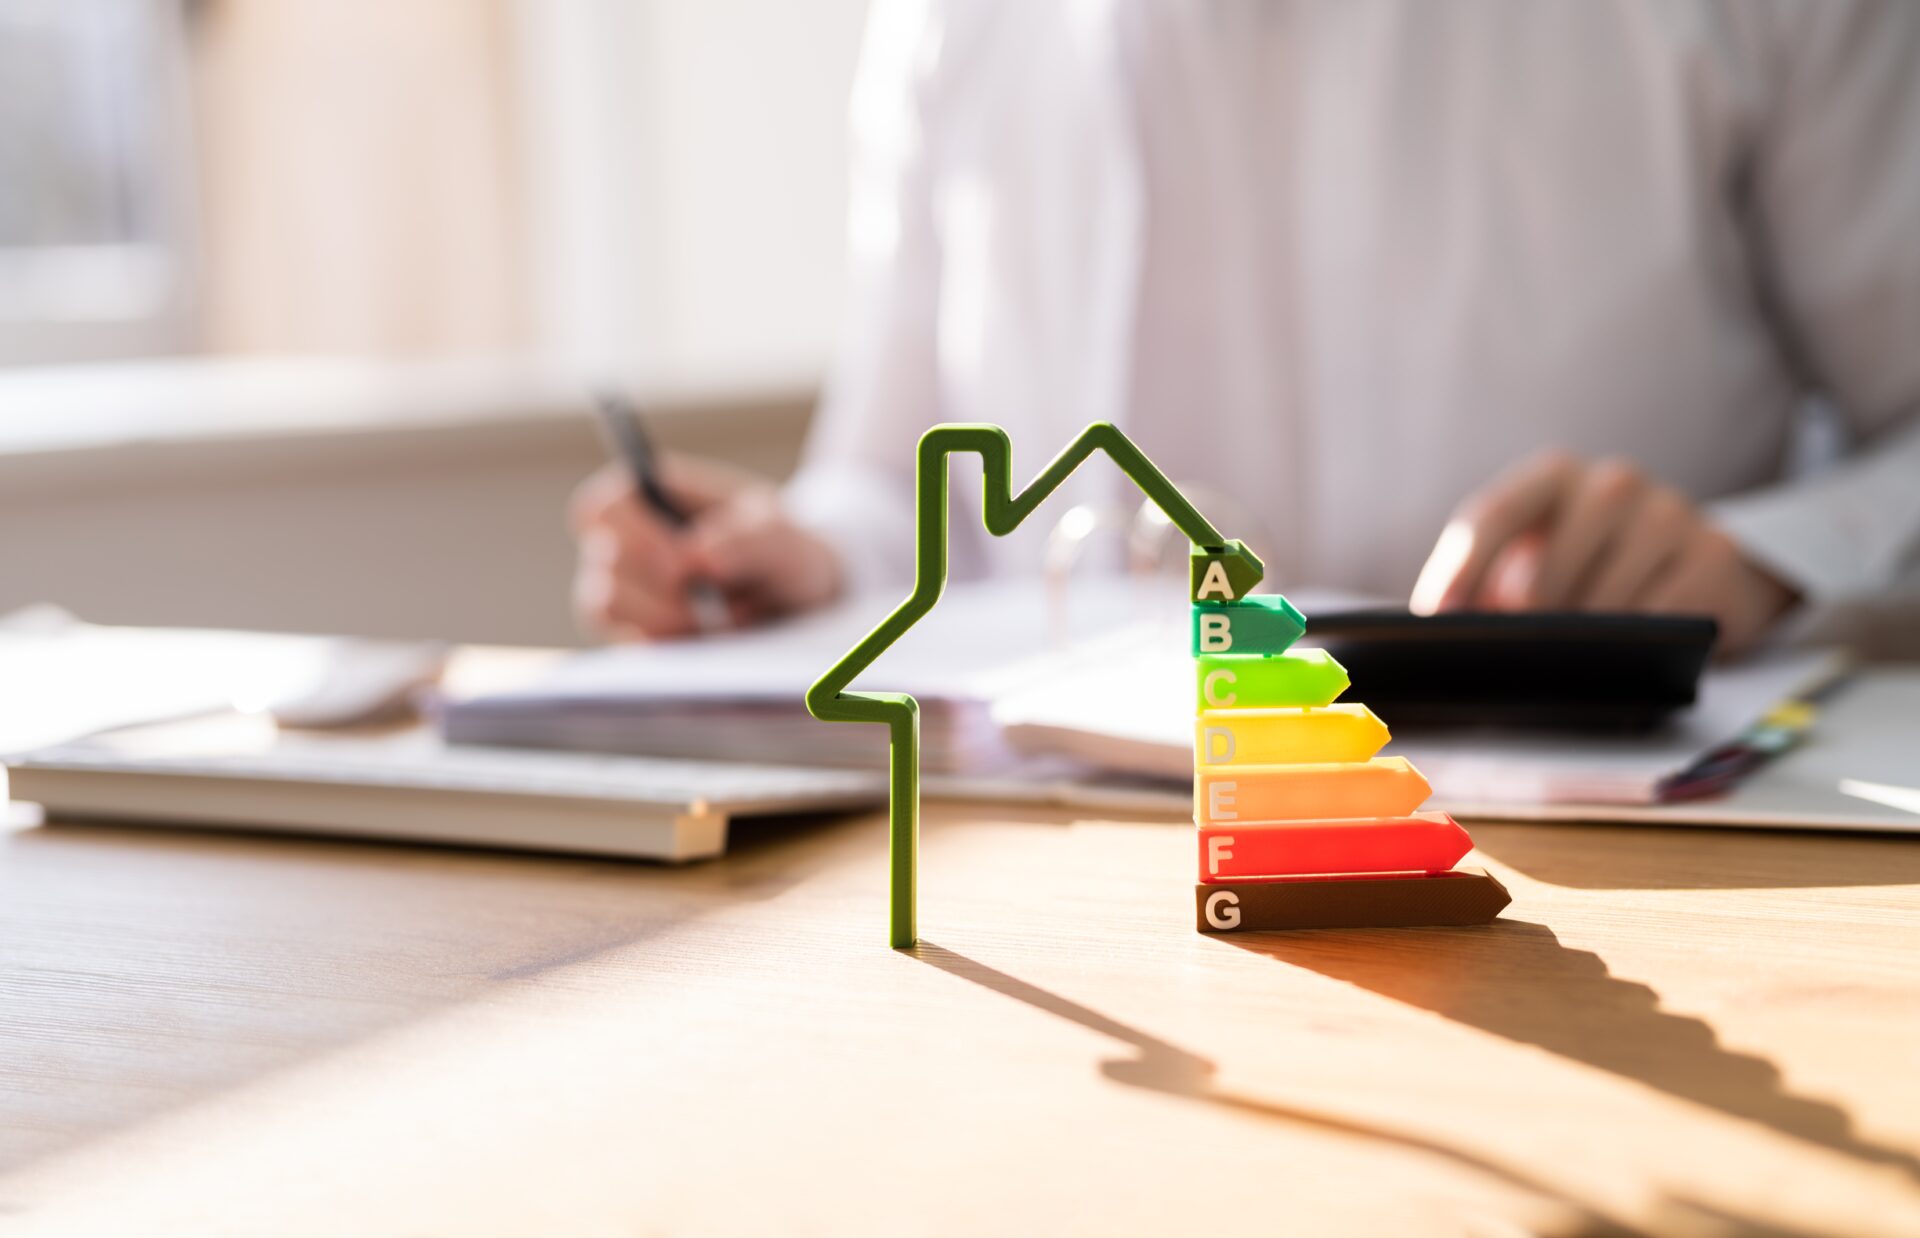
(0, 0, 195, 364)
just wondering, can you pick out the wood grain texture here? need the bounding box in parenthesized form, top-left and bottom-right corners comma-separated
(2, 797, 1919, 1236)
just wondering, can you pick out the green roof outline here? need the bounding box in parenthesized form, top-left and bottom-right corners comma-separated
(804, 422, 1263, 947)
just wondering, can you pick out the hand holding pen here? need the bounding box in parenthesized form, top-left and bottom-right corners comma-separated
(571, 394, 844, 639)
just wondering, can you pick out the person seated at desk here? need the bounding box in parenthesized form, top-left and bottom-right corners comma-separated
(572, 2, 1920, 658)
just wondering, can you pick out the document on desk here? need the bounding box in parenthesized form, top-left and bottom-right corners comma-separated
(990, 626, 1906, 828)
(437, 576, 1166, 775)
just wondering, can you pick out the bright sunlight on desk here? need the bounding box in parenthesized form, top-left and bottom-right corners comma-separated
(4, 783, 1920, 1234)
(4, 582, 1920, 1233)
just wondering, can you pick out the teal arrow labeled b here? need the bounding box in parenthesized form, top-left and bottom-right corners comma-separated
(1190, 594, 1306, 657)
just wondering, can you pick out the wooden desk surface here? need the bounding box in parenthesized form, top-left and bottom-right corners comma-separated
(2, 798, 1919, 1237)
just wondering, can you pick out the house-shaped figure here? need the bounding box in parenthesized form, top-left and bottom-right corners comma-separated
(805, 422, 1262, 948)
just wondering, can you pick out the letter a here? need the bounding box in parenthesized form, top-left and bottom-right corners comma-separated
(1197, 559, 1234, 601)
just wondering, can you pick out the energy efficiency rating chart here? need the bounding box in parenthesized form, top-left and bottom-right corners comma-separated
(1188, 554, 1510, 933)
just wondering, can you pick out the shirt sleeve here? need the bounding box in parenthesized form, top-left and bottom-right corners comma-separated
(782, 0, 949, 597)
(1710, 0, 1920, 608)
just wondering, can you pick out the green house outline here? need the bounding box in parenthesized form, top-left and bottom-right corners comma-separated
(804, 422, 1263, 947)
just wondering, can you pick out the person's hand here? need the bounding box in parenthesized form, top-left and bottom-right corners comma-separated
(569, 455, 844, 639)
(1409, 451, 1798, 655)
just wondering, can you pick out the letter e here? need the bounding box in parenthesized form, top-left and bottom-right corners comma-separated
(1208, 780, 1238, 821)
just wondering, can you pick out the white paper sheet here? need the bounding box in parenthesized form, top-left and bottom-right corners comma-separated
(992, 623, 1846, 807)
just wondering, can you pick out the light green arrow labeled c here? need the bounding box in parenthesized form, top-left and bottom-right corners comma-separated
(1195, 648, 1349, 711)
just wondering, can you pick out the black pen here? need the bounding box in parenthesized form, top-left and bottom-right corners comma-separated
(591, 391, 730, 631)
(593, 392, 690, 528)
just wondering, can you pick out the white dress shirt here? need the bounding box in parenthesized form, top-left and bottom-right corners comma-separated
(786, 0, 1920, 618)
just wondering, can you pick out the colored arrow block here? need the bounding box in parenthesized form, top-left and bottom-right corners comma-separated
(1196, 649, 1348, 711)
(1190, 540, 1264, 603)
(1197, 812, 1472, 881)
(1195, 704, 1389, 767)
(1195, 757, 1432, 824)
(1191, 595, 1306, 657)
(1195, 869, 1512, 932)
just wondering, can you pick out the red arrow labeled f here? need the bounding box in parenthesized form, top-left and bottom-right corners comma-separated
(1198, 812, 1473, 881)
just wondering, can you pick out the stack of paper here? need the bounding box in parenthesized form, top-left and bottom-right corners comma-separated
(437, 577, 1169, 776)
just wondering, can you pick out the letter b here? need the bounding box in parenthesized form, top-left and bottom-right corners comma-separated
(1199, 612, 1231, 652)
